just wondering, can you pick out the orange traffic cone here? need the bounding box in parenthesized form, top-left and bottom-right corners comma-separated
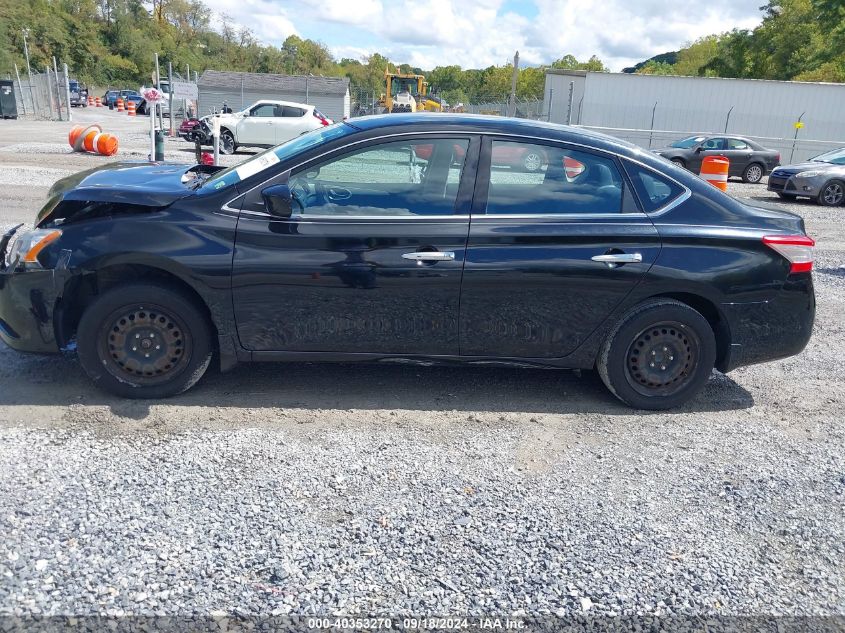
(117, 98, 124, 112)
(700, 156, 730, 192)
(68, 124, 119, 156)
(127, 100, 136, 117)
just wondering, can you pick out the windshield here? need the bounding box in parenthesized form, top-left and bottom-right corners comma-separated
(810, 147, 845, 165)
(200, 123, 354, 191)
(670, 136, 706, 149)
(392, 78, 419, 96)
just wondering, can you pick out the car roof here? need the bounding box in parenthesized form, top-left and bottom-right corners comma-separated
(250, 100, 312, 109)
(344, 113, 650, 159)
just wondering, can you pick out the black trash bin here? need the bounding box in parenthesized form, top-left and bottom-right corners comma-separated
(0, 80, 19, 119)
(154, 130, 165, 161)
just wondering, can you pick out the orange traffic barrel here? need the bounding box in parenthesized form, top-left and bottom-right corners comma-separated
(116, 98, 124, 112)
(127, 100, 136, 117)
(95, 97, 102, 107)
(68, 124, 119, 156)
(700, 156, 729, 191)
(87, 95, 94, 106)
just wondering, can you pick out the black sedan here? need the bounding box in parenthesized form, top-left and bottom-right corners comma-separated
(0, 115, 815, 409)
(654, 135, 780, 183)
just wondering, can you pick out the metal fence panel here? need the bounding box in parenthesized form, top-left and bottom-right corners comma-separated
(16, 69, 70, 120)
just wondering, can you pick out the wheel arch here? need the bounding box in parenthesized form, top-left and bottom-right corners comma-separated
(55, 261, 219, 359)
(646, 291, 731, 372)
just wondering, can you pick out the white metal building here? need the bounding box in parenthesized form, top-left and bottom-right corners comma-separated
(198, 70, 350, 121)
(544, 70, 845, 162)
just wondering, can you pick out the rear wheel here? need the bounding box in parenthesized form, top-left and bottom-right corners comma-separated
(742, 163, 764, 184)
(670, 158, 686, 169)
(597, 299, 716, 410)
(77, 283, 213, 399)
(817, 180, 845, 207)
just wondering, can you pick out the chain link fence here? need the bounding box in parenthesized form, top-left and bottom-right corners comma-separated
(14, 68, 72, 120)
(348, 87, 546, 120)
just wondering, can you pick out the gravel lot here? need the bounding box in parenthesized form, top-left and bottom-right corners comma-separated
(0, 111, 843, 625)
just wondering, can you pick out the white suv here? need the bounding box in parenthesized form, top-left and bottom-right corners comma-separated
(218, 100, 331, 154)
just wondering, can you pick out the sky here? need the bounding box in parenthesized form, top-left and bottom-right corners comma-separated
(202, 0, 767, 71)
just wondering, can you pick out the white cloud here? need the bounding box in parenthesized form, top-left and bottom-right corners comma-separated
(207, 0, 766, 71)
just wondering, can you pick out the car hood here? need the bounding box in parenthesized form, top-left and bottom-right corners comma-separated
(774, 161, 845, 173)
(40, 162, 196, 224)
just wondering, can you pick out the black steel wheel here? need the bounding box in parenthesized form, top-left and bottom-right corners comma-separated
(742, 163, 764, 184)
(818, 180, 845, 207)
(671, 158, 686, 169)
(625, 321, 700, 398)
(77, 283, 213, 398)
(597, 299, 716, 410)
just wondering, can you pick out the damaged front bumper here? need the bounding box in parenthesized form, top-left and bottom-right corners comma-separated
(0, 225, 64, 353)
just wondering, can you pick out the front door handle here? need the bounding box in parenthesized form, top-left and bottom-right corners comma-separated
(402, 251, 455, 262)
(591, 252, 643, 268)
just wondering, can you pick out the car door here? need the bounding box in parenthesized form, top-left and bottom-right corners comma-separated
(723, 138, 755, 176)
(459, 137, 662, 359)
(231, 135, 478, 354)
(275, 106, 309, 144)
(690, 137, 727, 172)
(238, 103, 277, 145)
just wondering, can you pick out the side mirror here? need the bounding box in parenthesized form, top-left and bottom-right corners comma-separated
(695, 146, 704, 153)
(261, 184, 296, 218)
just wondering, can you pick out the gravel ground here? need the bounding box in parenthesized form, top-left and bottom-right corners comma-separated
(0, 112, 843, 625)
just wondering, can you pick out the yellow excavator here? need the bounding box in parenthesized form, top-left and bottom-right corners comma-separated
(380, 66, 445, 113)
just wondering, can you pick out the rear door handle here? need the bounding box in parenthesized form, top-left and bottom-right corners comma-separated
(591, 253, 643, 268)
(402, 251, 455, 262)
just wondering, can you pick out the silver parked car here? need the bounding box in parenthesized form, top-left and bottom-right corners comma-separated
(768, 147, 845, 206)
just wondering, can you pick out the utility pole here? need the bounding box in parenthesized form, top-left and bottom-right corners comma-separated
(52, 57, 62, 121)
(21, 30, 37, 113)
(508, 50, 519, 117)
(168, 61, 174, 135)
(185, 63, 190, 118)
(566, 81, 574, 125)
(13, 64, 26, 115)
(62, 62, 72, 122)
(155, 53, 163, 130)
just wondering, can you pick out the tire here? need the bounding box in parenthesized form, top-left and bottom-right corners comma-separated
(742, 162, 764, 184)
(77, 283, 213, 399)
(220, 130, 236, 155)
(597, 299, 717, 410)
(521, 150, 545, 172)
(817, 180, 845, 207)
(670, 158, 686, 169)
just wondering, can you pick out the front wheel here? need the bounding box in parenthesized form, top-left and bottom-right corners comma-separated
(77, 283, 213, 399)
(220, 130, 236, 155)
(817, 180, 845, 207)
(742, 163, 764, 184)
(597, 299, 716, 410)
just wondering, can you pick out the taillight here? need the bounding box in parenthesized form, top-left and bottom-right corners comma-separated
(763, 235, 815, 273)
(776, 153, 781, 164)
(313, 111, 329, 126)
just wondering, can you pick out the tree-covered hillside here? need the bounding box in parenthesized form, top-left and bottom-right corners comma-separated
(636, 0, 845, 82)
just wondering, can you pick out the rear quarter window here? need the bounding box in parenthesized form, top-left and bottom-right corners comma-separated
(625, 161, 686, 212)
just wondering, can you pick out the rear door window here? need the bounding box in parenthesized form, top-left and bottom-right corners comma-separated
(728, 138, 750, 150)
(484, 141, 625, 215)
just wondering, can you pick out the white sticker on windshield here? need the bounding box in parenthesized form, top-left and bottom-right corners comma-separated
(235, 152, 280, 181)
